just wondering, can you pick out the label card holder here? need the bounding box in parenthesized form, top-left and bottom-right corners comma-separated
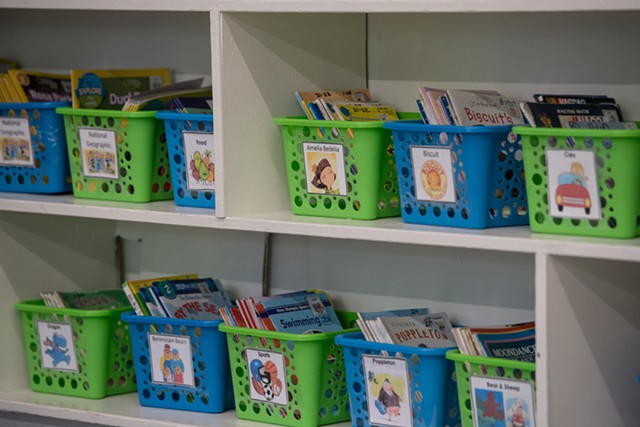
(470, 375, 536, 427)
(79, 127, 119, 179)
(410, 146, 456, 203)
(246, 348, 289, 405)
(148, 333, 196, 388)
(183, 131, 215, 191)
(37, 321, 79, 372)
(362, 354, 413, 427)
(302, 142, 348, 196)
(0, 117, 34, 167)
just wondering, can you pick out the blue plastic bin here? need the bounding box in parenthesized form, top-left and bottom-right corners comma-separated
(0, 102, 71, 194)
(156, 111, 215, 208)
(335, 332, 460, 427)
(122, 312, 233, 413)
(384, 121, 528, 229)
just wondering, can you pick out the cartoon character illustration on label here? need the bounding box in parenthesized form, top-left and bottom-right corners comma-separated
(42, 333, 71, 367)
(250, 359, 283, 401)
(507, 399, 528, 427)
(555, 161, 591, 214)
(190, 150, 214, 184)
(377, 378, 402, 421)
(311, 158, 340, 195)
(171, 348, 185, 384)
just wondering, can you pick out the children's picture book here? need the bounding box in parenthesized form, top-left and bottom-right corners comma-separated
(357, 307, 430, 342)
(519, 101, 623, 128)
(446, 89, 525, 126)
(41, 289, 130, 310)
(121, 274, 198, 316)
(379, 312, 456, 348)
(453, 321, 536, 363)
(533, 93, 616, 105)
(256, 291, 343, 334)
(71, 68, 170, 109)
(333, 102, 399, 122)
(151, 277, 231, 320)
(8, 69, 72, 103)
(294, 89, 373, 120)
(121, 79, 208, 112)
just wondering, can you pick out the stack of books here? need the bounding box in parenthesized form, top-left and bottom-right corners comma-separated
(295, 88, 399, 122)
(357, 308, 457, 348)
(221, 290, 343, 334)
(41, 289, 130, 310)
(453, 321, 535, 362)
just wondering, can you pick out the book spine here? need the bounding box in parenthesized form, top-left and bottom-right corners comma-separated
(122, 283, 145, 316)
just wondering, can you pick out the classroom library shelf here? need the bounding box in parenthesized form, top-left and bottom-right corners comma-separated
(2, 2, 640, 427)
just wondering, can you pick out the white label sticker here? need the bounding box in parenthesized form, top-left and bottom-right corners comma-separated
(470, 376, 536, 427)
(362, 355, 412, 427)
(246, 348, 288, 405)
(303, 142, 347, 196)
(79, 127, 118, 179)
(148, 333, 195, 387)
(411, 146, 456, 203)
(0, 117, 34, 167)
(183, 131, 215, 191)
(546, 149, 600, 220)
(37, 321, 78, 372)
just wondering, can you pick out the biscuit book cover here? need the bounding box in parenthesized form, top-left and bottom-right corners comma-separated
(71, 68, 170, 109)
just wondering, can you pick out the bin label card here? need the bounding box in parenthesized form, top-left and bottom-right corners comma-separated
(362, 355, 412, 427)
(37, 321, 78, 372)
(470, 376, 536, 427)
(546, 149, 600, 220)
(246, 348, 288, 405)
(148, 333, 195, 387)
(0, 117, 34, 167)
(183, 131, 215, 191)
(411, 146, 456, 203)
(303, 142, 347, 196)
(79, 127, 118, 179)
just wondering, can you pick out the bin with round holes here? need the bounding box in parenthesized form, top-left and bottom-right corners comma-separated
(384, 121, 529, 229)
(14, 299, 136, 399)
(0, 102, 71, 193)
(219, 321, 358, 427)
(336, 332, 460, 427)
(274, 114, 419, 220)
(156, 111, 215, 208)
(446, 350, 536, 427)
(514, 125, 640, 238)
(56, 107, 173, 203)
(122, 313, 234, 413)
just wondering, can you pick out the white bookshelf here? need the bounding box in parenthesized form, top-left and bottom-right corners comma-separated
(1, 2, 639, 427)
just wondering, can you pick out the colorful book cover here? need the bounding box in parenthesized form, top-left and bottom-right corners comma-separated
(7, 69, 72, 103)
(471, 323, 536, 362)
(141, 286, 168, 317)
(151, 277, 231, 320)
(334, 102, 399, 121)
(379, 313, 456, 348)
(122, 274, 198, 316)
(257, 291, 342, 334)
(294, 89, 373, 121)
(533, 93, 615, 105)
(520, 101, 623, 128)
(71, 68, 170, 109)
(446, 89, 525, 126)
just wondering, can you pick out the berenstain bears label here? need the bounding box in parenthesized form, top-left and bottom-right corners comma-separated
(148, 333, 195, 387)
(303, 142, 347, 196)
(470, 376, 536, 427)
(362, 355, 412, 427)
(79, 127, 119, 179)
(545, 149, 600, 220)
(183, 131, 215, 191)
(37, 321, 78, 372)
(0, 117, 34, 167)
(410, 146, 456, 203)
(246, 348, 288, 405)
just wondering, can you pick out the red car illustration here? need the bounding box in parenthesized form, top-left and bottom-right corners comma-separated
(556, 172, 591, 214)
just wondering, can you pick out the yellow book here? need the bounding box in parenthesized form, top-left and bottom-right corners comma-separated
(7, 69, 71, 103)
(71, 68, 171, 110)
(0, 74, 10, 102)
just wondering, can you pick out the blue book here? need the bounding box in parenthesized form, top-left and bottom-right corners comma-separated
(473, 326, 536, 363)
(256, 291, 342, 334)
(152, 278, 231, 320)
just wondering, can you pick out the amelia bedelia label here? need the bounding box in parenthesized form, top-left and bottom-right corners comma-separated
(183, 131, 215, 191)
(470, 376, 536, 427)
(0, 117, 34, 167)
(410, 144, 456, 203)
(545, 149, 600, 220)
(303, 142, 348, 196)
(37, 321, 78, 372)
(148, 333, 195, 387)
(79, 127, 118, 179)
(362, 355, 412, 427)
(246, 348, 288, 405)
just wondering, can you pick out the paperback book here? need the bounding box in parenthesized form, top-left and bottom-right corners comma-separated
(151, 277, 231, 320)
(41, 289, 130, 310)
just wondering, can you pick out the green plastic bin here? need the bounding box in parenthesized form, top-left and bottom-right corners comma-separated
(219, 321, 358, 427)
(514, 125, 640, 238)
(14, 299, 136, 399)
(446, 350, 536, 427)
(57, 107, 173, 203)
(274, 114, 419, 220)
